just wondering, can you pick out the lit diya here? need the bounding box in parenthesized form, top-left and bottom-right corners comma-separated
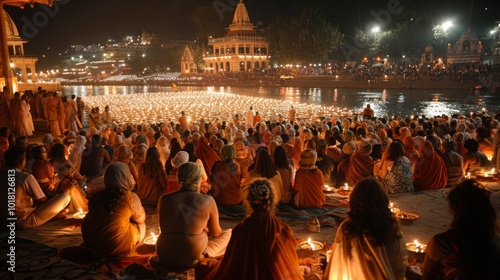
(144, 232, 158, 245)
(406, 239, 427, 261)
(300, 238, 324, 251)
(323, 184, 335, 193)
(337, 183, 353, 196)
(73, 208, 87, 220)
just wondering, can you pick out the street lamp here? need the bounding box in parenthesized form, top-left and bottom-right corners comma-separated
(440, 21, 452, 65)
(371, 26, 381, 58)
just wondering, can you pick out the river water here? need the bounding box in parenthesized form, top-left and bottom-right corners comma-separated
(62, 85, 498, 119)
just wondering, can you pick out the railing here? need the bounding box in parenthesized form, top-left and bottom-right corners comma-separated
(209, 35, 267, 44)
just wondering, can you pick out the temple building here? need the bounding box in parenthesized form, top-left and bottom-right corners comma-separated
(203, 0, 269, 73)
(420, 45, 435, 65)
(446, 30, 482, 64)
(180, 45, 197, 74)
(2, 10, 38, 83)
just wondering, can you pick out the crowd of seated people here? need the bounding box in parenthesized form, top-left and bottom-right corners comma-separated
(2, 97, 500, 278)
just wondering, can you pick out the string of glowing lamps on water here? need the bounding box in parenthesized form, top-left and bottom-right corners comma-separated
(83, 90, 352, 125)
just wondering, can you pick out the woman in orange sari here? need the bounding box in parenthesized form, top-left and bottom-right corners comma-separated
(196, 178, 305, 280)
(195, 136, 221, 176)
(82, 162, 146, 257)
(137, 147, 167, 204)
(413, 140, 448, 191)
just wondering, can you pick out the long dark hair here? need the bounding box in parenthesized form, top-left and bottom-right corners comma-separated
(385, 140, 405, 161)
(273, 146, 289, 169)
(343, 177, 401, 245)
(183, 143, 198, 162)
(252, 149, 277, 179)
(447, 179, 498, 266)
(139, 147, 165, 179)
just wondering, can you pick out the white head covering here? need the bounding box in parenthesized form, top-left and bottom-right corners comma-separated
(104, 162, 135, 191)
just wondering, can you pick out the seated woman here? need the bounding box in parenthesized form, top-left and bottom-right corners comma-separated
(113, 145, 139, 183)
(82, 162, 146, 257)
(57, 164, 88, 212)
(462, 138, 489, 176)
(136, 147, 167, 204)
(423, 179, 500, 279)
(209, 145, 242, 206)
(156, 162, 231, 268)
(196, 178, 306, 280)
(165, 151, 189, 194)
(195, 136, 220, 176)
(378, 141, 414, 193)
(31, 145, 56, 196)
(323, 177, 407, 279)
(245, 149, 283, 203)
(293, 149, 325, 208)
(413, 140, 448, 191)
(440, 139, 464, 187)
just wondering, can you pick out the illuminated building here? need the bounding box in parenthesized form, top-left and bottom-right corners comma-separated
(203, 0, 269, 73)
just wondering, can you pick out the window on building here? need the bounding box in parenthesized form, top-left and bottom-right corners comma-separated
(261, 48, 267, 55)
(245, 47, 250, 54)
(238, 47, 244, 54)
(231, 47, 236, 54)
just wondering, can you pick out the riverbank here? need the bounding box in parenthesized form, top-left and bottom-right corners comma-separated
(60, 75, 498, 91)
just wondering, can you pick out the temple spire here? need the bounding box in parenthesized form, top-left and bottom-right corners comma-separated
(228, 0, 254, 32)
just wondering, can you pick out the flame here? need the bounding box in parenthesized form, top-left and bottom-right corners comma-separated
(151, 232, 158, 243)
(79, 208, 83, 214)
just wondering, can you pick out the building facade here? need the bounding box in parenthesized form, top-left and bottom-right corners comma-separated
(204, 0, 269, 74)
(2, 10, 38, 83)
(447, 30, 482, 64)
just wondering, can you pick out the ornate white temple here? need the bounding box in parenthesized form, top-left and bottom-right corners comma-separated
(447, 30, 482, 64)
(203, 0, 269, 73)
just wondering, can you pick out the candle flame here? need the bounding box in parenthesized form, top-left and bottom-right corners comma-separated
(79, 208, 83, 214)
(151, 232, 158, 243)
(414, 239, 420, 246)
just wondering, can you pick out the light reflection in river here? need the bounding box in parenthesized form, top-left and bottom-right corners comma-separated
(62, 85, 498, 118)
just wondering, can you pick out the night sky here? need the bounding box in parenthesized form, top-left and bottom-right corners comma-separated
(4, 0, 499, 57)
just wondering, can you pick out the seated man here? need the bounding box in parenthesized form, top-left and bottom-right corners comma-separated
(6, 146, 70, 229)
(157, 162, 231, 268)
(293, 149, 326, 208)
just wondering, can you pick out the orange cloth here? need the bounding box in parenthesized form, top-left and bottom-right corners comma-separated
(195, 137, 221, 176)
(346, 153, 374, 186)
(196, 212, 304, 280)
(253, 115, 261, 126)
(293, 168, 325, 208)
(136, 168, 167, 203)
(413, 141, 448, 191)
(403, 136, 420, 165)
(82, 191, 140, 257)
(209, 161, 242, 206)
(166, 168, 181, 194)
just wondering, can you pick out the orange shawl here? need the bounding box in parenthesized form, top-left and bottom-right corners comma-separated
(209, 161, 242, 206)
(166, 169, 180, 194)
(346, 153, 374, 186)
(403, 136, 420, 165)
(293, 168, 326, 208)
(413, 141, 448, 191)
(196, 213, 304, 280)
(195, 137, 221, 176)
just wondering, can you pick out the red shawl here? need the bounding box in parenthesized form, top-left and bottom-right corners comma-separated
(413, 140, 448, 191)
(293, 168, 326, 208)
(195, 137, 221, 176)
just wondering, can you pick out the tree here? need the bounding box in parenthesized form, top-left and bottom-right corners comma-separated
(266, 8, 344, 65)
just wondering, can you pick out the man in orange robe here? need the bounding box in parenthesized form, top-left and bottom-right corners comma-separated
(346, 141, 374, 186)
(195, 136, 221, 176)
(413, 140, 448, 190)
(293, 149, 325, 208)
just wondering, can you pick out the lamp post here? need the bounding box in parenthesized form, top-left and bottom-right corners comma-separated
(371, 26, 380, 58)
(441, 21, 452, 66)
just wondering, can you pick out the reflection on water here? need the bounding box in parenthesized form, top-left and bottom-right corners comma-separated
(62, 85, 498, 118)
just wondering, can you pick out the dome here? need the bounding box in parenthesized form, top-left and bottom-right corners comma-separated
(4, 10, 22, 40)
(424, 45, 434, 53)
